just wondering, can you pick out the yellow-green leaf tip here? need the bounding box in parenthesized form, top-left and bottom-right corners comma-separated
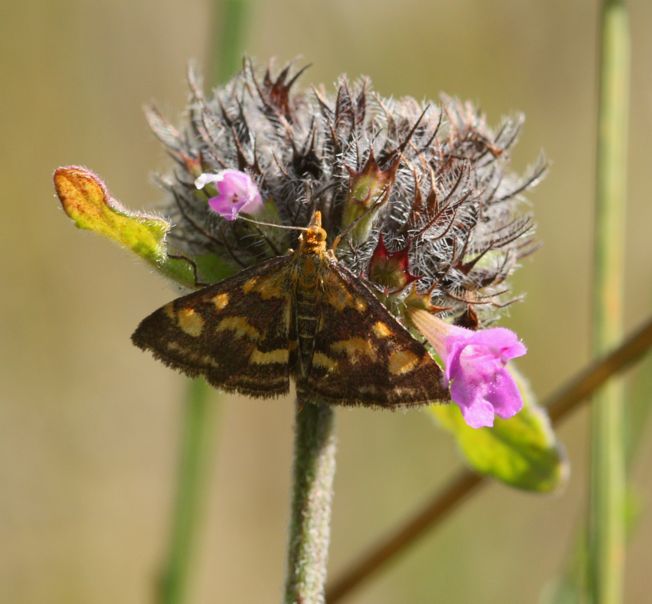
(54, 165, 197, 287)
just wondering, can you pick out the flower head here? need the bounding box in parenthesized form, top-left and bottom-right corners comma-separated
(195, 169, 263, 221)
(55, 60, 543, 415)
(139, 61, 540, 409)
(149, 61, 542, 289)
(410, 309, 526, 428)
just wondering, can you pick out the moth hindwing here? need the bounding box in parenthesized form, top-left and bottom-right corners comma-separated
(132, 213, 447, 407)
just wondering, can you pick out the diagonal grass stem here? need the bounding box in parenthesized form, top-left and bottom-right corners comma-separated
(326, 316, 652, 603)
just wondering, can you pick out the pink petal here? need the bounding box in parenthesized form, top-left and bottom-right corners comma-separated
(456, 392, 496, 429)
(208, 195, 240, 220)
(467, 328, 527, 361)
(195, 169, 263, 221)
(408, 309, 527, 429)
(484, 368, 523, 419)
(194, 172, 221, 190)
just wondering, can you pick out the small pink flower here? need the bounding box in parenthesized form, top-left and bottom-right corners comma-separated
(410, 310, 526, 429)
(195, 169, 263, 221)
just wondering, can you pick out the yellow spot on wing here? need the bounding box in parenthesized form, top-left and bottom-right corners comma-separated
(243, 275, 285, 300)
(388, 349, 420, 375)
(250, 348, 289, 365)
(257, 278, 285, 300)
(201, 355, 220, 367)
(177, 308, 204, 337)
(216, 316, 261, 340)
(212, 292, 229, 310)
(323, 272, 368, 312)
(166, 342, 219, 367)
(164, 303, 176, 321)
(331, 338, 377, 363)
(242, 277, 258, 293)
(372, 321, 392, 338)
(312, 352, 337, 371)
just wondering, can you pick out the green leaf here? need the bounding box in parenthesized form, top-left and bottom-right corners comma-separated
(429, 367, 568, 492)
(54, 166, 233, 287)
(194, 252, 237, 284)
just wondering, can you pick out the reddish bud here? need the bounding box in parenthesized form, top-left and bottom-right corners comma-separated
(368, 235, 419, 292)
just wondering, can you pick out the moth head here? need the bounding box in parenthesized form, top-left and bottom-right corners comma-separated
(298, 211, 327, 254)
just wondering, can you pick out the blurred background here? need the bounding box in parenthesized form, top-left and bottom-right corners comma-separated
(2, 0, 651, 602)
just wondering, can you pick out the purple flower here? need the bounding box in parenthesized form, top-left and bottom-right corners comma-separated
(195, 169, 263, 221)
(410, 310, 527, 429)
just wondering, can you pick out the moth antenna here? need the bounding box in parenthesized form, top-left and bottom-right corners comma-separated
(236, 215, 309, 231)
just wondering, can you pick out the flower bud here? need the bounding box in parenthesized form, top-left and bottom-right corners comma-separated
(341, 151, 398, 243)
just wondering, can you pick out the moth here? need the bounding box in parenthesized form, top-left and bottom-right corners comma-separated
(132, 212, 447, 407)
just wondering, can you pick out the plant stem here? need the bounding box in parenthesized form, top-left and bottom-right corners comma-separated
(285, 398, 337, 604)
(589, 1, 629, 602)
(326, 316, 652, 603)
(209, 0, 250, 85)
(158, 3, 250, 603)
(159, 378, 216, 604)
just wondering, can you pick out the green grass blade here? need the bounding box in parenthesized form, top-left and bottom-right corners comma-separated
(159, 379, 217, 604)
(157, 2, 250, 603)
(588, 1, 630, 602)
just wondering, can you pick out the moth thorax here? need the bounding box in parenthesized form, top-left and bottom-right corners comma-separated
(299, 225, 327, 255)
(294, 255, 321, 376)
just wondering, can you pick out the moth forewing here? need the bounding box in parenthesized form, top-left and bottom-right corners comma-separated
(132, 212, 448, 407)
(297, 255, 448, 407)
(131, 255, 293, 397)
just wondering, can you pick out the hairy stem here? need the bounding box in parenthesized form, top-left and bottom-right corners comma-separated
(284, 398, 337, 604)
(588, 1, 629, 602)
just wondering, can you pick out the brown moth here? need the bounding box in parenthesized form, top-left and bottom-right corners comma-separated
(132, 212, 447, 407)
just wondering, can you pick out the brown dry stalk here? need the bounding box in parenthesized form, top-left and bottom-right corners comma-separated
(326, 315, 652, 602)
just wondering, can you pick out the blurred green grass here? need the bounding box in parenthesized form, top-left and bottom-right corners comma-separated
(1, 0, 651, 602)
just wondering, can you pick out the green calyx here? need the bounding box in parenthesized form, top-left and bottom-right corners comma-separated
(341, 152, 398, 244)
